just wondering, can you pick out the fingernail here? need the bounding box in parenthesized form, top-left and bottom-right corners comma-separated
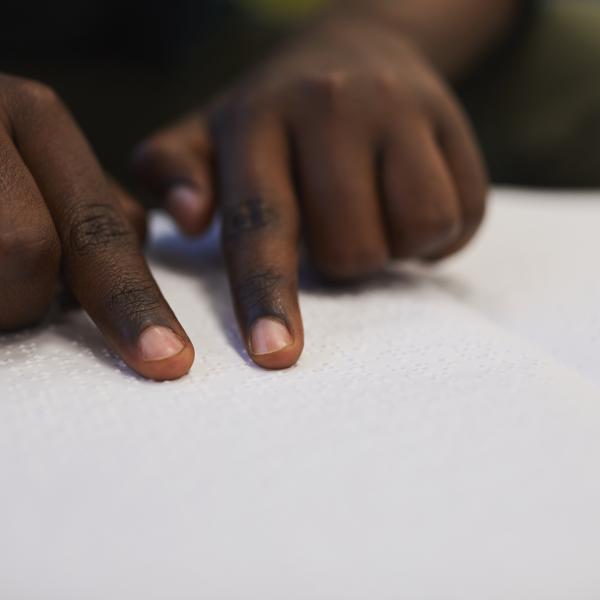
(138, 326, 185, 362)
(166, 184, 203, 224)
(250, 318, 293, 355)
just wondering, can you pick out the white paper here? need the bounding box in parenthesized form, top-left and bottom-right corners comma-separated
(1, 189, 599, 600)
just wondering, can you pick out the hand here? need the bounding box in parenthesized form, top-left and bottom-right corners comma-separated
(133, 18, 488, 370)
(0, 74, 194, 380)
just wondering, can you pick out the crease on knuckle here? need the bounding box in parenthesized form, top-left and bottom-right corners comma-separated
(222, 198, 280, 242)
(68, 203, 135, 256)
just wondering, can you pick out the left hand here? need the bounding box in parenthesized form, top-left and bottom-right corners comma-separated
(133, 17, 488, 370)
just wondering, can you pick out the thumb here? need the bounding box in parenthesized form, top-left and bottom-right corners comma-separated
(132, 111, 215, 237)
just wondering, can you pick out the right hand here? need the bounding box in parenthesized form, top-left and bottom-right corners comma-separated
(133, 19, 488, 370)
(0, 74, 194, 381)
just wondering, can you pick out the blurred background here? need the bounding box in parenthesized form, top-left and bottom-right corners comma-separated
(1, 0, 600, 189)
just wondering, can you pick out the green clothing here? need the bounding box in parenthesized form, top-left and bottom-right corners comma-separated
(253, 0, 600, 188)
(461, 1, 600, 187)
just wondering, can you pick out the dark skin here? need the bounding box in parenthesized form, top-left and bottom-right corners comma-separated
(0, 75, 195, 380)
(0, 0, 518, 379)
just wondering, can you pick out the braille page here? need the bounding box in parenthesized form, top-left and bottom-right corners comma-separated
(1, 190, 599, 600)
(444, 188, 600, 386)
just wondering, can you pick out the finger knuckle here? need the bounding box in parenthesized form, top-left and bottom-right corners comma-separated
(299, 72, 350, 111)
(0, 226, 60, 276)
(0, 226, 60, 330)
(67, 203, 135, 257)
(13, 78, 62, 111)
(0, 77, 64, 126)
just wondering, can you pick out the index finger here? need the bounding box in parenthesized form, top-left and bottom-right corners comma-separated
(213, 108, 304, 369)
(8, 80, 194, 380)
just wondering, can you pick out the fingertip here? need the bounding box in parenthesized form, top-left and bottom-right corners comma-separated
(248, 317, 303, 370)
(128, 326, 196, 381)
(141, 344, 196, 382)
(250, 341, 304, 370)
